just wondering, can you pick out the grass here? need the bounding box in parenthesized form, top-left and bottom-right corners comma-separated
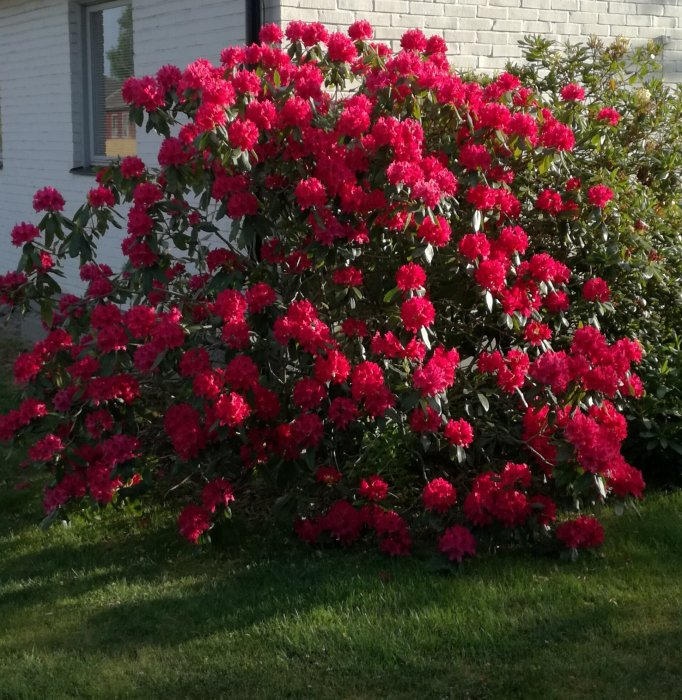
(1, 341, 681, 699)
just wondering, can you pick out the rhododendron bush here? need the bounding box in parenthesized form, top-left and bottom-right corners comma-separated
(0, 22, 647, 563)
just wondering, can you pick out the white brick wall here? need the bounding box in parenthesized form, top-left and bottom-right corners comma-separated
(279, 0, 682, 76)
(0, 0, 245, 294)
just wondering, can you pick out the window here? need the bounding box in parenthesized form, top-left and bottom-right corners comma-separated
(85, 1, 136, 164)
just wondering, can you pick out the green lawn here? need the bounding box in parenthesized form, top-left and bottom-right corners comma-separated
(1, 341, 682, 699)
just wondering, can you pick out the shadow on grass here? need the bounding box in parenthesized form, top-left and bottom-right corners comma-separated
(2, 499, 680, 654)
(1, 440, 681, 700)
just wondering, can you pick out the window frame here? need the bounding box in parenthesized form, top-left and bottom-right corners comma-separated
(82, 0, 134, 168)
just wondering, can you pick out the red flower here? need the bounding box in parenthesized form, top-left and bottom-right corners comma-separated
(213, 392, 251, 428)
(539, 119, 575, 151)
(359, 475, 389, 501)
(122, 76, 165, 111)
(158, 137, 192, 167)
(582, 277, 611, 302)
(332, 266, 363, 287)
(458, 143, 491, 171)
(213, 289, 247, 321)
(560, 83, 585, 101)
(87, 187, 116, 208)
(120, 156, 145, 178)
(400, 297, 435, 333)
(13, 352, 43, 384)
(328, 397, 359, 429)
(525, 321, 552, 346)
(28, 434, 63, 462)
(400, 28, 427, 52)
(459, 233, 490, 261)
(372, 509, 411, 556)
(245, 283, 276, 313)
(444, 418, 474, 447)
(417, 216, 451, 247)
(320, 500, 364, 544)
(439, 525, 477, 562)
(596, 107, 620, 125)
(536, 189, 563, 215)
(292, 377, 327, 409)
(478, 102, 511, 130)
(587, 184, 614, 208)
(507, 113, 537, 140)
(426, 35, 447, 55)
(227, 118, 259, 150)
(259, 22, 283, 44)
(396, 262, 427, 291)
(224, 355, 259, 392)
(11, 223, 40, 247)
(280, 96, 312, 128)
(556, 516, 604, 549)
(156, 64, 182, 91)
(607, 458, 645, 499)
(316, 466, 343, 485)
(348, 20, 373, 40)
(202, 478, 235, 513)
(409, 405, 441, 433)
(544, 290, 570, 313)
(423, 477, 457, 513)
(474, 259, 507, 293)
(294, 178, 327, 210)
(33, 187, 65, 212)
(291, 413, 324, 448)
(165, 404, 206, 460)
(178, 505, 212, 544)
(341, 318, 368, 338)
(327, 32, 357, 62)
(413, 347, 459, 397)
(314, 350, 351, 384)
(85, 409, 114, 439)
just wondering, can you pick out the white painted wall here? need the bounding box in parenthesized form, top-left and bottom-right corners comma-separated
(0, 0, 245, 295)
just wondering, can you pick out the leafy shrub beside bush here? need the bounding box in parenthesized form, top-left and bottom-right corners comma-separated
(511, 36, 682, 481)
(0, 22, 650, 563)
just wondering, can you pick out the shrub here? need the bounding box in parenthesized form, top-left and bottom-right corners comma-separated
(0, 23, 646, 562)
(510, 36, 682, 481)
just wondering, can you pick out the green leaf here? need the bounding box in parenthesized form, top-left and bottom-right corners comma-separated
(485, 291, 494, 313)
(400, 390, 422, 411)
(594, 475, 607, 499)
(39, 299, 54, 326)
(151, 350, 167, 370)
(477, 393, 490, 412)
(420, 326, 432, 349)
(383, 287, 399, 303)
(68, 231, 84, 258)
